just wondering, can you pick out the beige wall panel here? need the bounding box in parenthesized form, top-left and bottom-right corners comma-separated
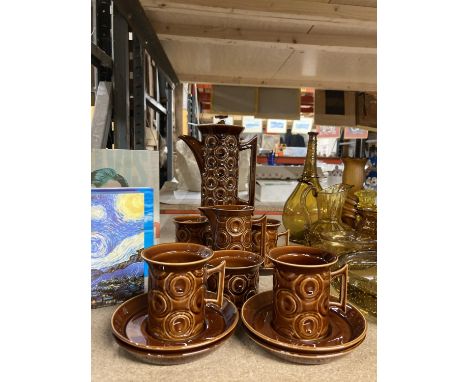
(256, 87, 301, 119)
(157, 39, 375, 91)
(160, 40, 291, 78)
(273, 49, 376, 90)
(211, 85, 257, 114)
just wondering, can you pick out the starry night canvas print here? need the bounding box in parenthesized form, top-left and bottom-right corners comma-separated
(91, 188, 153, 308)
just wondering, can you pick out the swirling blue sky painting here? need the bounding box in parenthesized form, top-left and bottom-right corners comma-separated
(91, 188, 153, 308)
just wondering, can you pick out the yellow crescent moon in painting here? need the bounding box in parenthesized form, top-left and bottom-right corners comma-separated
(116, 193, 144, 220)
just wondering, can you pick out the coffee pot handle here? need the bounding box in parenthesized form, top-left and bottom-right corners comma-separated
(205, 260, 225, 309)
(238, 136, 258, 206)
(329, 264, 348, 312)
(252, 215, 267, 259)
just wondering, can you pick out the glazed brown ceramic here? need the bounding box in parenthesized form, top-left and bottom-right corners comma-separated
(179, 124, 257, 206)
(241, 290, 367, 353)
(252, 218, 290, 268)
(207, 250, 263, 309)
(199, 205, 267, 256)
(173, 215, 212, 246)
(141, 243, 225, 341)
(267, 246, 348, 341)
(111, 292, 239, 354)
(114, 334, 227, 365)
(246, 330, 366, 365)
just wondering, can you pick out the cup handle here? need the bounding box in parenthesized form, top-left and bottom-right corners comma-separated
(276, 229, 290, 246)
(252, 215, 267, 259)
(205, 260, 225, 309)
(329, 264, 348, 312)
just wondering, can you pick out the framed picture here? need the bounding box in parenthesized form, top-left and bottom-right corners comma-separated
(316, 125, 341, 138)
(292, 117, 313, 134)
(91, 187, 154, 308)
(91, 149, 160, 241)
(266, 119, 287, 134)
(242, 116, 263, 133)
(344, 127, 369, 139)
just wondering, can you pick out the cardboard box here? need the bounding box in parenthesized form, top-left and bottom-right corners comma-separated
(255, 180, 297, 202)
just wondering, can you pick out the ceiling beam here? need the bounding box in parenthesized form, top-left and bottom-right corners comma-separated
(141, 0, 376, 28)
(177, 73, 376, 92)
(154, 23, 376, 54)
(330, 0, 377, 8)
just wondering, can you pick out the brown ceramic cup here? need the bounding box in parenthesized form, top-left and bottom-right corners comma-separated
(252, 218, 290, 267)
(207, 250, 263, 309)
(267, 246, 348, 341)
(141, 243, 225, 342)
(173, 215, 212, 246)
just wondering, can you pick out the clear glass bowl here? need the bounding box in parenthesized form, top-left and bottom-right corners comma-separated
(331, 250, 377, 317)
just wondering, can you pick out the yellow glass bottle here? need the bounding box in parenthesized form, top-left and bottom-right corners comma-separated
(282, 132, 322, 243)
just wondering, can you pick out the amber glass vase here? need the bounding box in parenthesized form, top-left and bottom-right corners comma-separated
(341, 157, 368, 227)
(282, 132, 322, 243)
(302, 183, 352, 246)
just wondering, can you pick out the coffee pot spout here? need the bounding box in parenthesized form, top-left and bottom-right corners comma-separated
(178, 135, 204, 173)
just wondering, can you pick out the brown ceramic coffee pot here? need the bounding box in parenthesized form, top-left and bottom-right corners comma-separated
(179, 123, 257, 207)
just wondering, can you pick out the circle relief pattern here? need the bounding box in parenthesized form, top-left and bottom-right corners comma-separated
(176, 227, 191, 242)
(276, 289, 299, 317)
(206, 177, 218, 190)
(228, 275, 248, 295)
(206, 135, 218, 147)
(294, 312, 326, 339)
(190, 286, 205, 314)
(214, 146, 228, 160)
(226, 157, 236, 169)
(226, 217, 246, 235)
(149, 290, 170, 318)
(200, 133, 243, 205)
(164, 311, 195, 339)
(167, 273, 195, 299)
(216, 166, 227, 179)
(272, 269, 332, 340)
(225, 135, 237, 149)
(216, 230, 232, 248)
(296, 275, 322, 300)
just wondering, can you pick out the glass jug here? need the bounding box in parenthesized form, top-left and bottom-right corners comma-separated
(301, 183, 353, 246)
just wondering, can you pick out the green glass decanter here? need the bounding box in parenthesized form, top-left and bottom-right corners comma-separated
(282, 131, 322, 243)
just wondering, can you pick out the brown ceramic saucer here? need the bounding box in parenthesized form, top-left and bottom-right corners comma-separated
(113, 335, 227, 365)
(111, 292, 239, 353)
(241, 291, 367, 353)
(245, 330, 366, 365)
(259, 266, 274, 276)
